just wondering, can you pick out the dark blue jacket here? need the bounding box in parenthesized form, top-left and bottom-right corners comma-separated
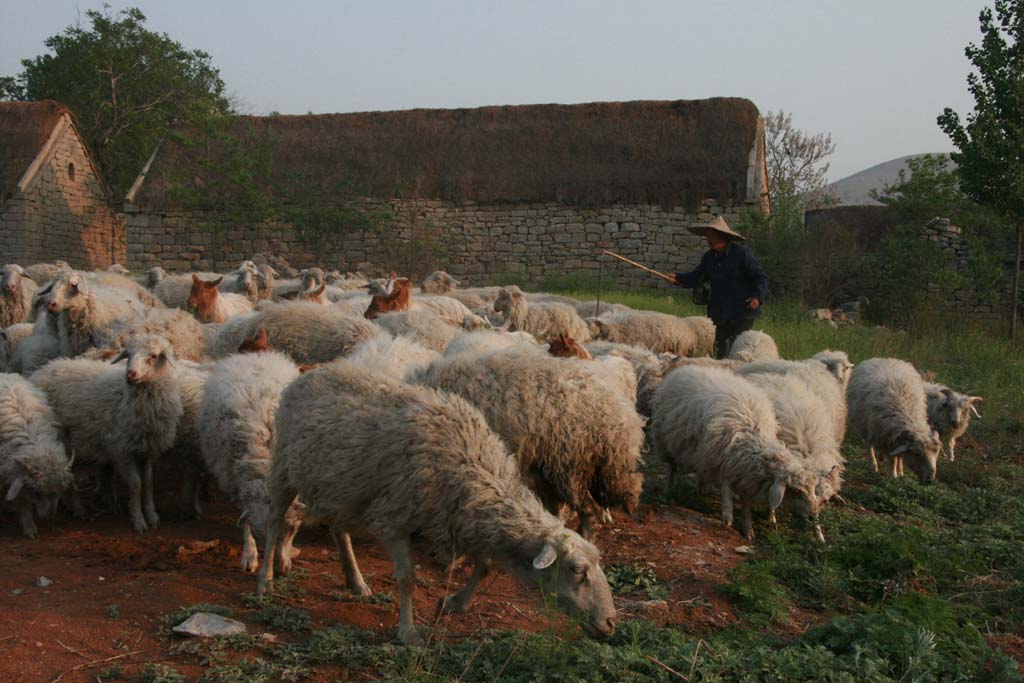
(675, 243, 769, 324)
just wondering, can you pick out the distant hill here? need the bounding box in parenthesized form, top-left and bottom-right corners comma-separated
(828, 154, 954, 206)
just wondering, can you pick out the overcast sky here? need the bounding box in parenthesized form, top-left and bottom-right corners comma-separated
(0, 0, 989, 180)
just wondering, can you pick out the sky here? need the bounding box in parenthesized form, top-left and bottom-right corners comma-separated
(0, 0, 990, 181)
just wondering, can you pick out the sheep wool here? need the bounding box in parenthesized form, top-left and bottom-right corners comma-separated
(1, 265, 38, 327)
(494, 286, 590, 343)
(923, 381, 981, 462)
(258, 361, 616, 646)
(586, 310, 701, 357)
(413, 347, 644, 540)
(46, 271, 146, 358)
(346, 333, 440, 382)
(0, 373, 73, 538)
(373, 309, 464, 352)
(847, 358, 942, 482)
(736, 358, 848, 443)
(728, 330, 779, 362)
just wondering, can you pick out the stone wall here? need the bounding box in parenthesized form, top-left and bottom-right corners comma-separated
(125, 198, 748, 288)
(0, 123, 124, 270)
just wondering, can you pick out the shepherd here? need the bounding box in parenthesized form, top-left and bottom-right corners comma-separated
(668, 216, 769, 359)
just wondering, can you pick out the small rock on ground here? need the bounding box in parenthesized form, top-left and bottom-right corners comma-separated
(172, 612, 247, 638)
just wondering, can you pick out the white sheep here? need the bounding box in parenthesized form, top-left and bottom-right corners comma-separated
(728, 330, 779, 362)
(187, 274, 255, 323)
(30, 335, 183, 532)
(494, 286, 590, 342)
(650, 365, 827, 540)
(44, 271, 146, 358)
(1, 265, 38, 327)
(412, 347, 645, 540)
(585, 341, 676, 417)
(9, 313, 60, 375)
(0, 373, 73, 537)
(373, 309, 465, 352)
(923, 381, 982, 462)
(0, 324, 34, 373)
(736, 358, 848, 444)
(347, 333, 440, 382)
(420, 270, 459, 294)
(199, 351, 301, 572)
(586, 310, 702, 356)
(91, 306, 206, 363)
(257, 361, 617, 645)
(811, 349, 855, 388)
(152, 271, 222, 309)
(847, 358, 942, 482)
(24, 261, 70, 285)
(572, 300, 633, 319)
(444, 329, 539, 357)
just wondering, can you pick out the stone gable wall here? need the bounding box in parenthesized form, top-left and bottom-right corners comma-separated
(125, 198, 748, 289)
(0, 124, 124, 269)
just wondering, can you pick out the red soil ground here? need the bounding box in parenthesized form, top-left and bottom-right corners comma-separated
(0, 493, 751, 683)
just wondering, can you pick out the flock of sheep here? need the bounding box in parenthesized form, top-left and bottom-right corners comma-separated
(0, 257, 982, 645)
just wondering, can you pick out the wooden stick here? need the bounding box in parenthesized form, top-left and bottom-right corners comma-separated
(601, 250, 675, 283)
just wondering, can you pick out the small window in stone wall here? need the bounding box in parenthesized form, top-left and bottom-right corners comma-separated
(67, 162, 76, 181)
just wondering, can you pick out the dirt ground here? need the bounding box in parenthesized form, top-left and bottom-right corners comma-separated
(0, 485, 754, 683)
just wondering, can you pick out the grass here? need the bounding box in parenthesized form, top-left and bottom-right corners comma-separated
(158, 285, 1024, 681)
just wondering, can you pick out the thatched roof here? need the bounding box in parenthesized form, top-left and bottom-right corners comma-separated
(0, 100, 72, 207)
(130, 98, 765, 211)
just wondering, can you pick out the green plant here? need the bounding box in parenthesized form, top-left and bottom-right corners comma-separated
(105, 603, 120, 619)
(718, 560, 792, 625)
(605, 564, 669, 601)
(140, 663, 186, 683)
(256, 604, 311, 632)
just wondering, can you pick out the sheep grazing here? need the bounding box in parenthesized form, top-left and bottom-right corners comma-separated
(166, 360, 210, 520)
(346, 333, 440, 381)
(736, 359, 848, 444)
(586, 310, 703, 356)
(373, 309, 464, 352)
(684, 316, 716, 357)
(728, 330, 779, 362)
(258, 361, 617, 645)
(413, 348, 644, 540)
(847, 358, 942, 482)
(1, 265, 38, 327)
(572, 300, 633, 319)
(206, 303, 378, 364)
(0, 373, 73, 537)
(9, 313, 60, 375)
(187, 274, 255, 323)
(199, 351, 301, 572)
(45, 271, 145, 358)
(443, 329, 538, 358)
(413, 295, 479, 326)
(24, 260, 70, 285)
(88, 271, 164, 309)
(548, 333, 592, 359)
(650, 365, 827, 541)
(811, 350, 855, 388)
(585, 341, 683, 417)
(447, 286, 501, 311)
(923, 382, 982, 462)
(494, 286, 590, 343)
(738, 371, 844, 536)
(31, 335, 182, 532)
(420, 270, 459, 294)
(364, 278, 413, 319)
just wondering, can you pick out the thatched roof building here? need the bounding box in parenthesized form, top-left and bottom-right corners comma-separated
(127, 98, 768, 211)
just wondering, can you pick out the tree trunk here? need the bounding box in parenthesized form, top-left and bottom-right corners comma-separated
(1012, 222, 1022, 343)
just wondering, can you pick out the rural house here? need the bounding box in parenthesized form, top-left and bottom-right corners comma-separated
(0, 100, 124, 268)
(125, 97, 769, 287)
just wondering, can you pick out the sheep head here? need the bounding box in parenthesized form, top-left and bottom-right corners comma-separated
(298, 282, 327, 304)
(5, 454, 73, 521)
(45, 272, 89, 313)
(547, 333, 592, 359)
(890, 429, 942, 483)
(2, 264, 28, 296)
(238, 326, 271, 354)
(112, 334, 176, 384)
(145, 267, 167, 289)
(188, 274, 223, 319)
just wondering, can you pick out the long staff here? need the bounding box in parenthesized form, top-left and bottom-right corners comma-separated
(601, 250, 675, 284)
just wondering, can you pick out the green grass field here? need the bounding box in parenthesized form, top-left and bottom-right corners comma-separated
(151, 289, 1024, 682)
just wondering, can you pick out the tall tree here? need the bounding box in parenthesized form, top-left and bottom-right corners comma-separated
(0, 6, 230, 201)
(763, 109, 837, 236)
(938, 0, 1024, 341)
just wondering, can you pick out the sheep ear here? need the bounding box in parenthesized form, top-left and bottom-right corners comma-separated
(532, 543, 558, 570)
(192, 273, 201, 284)
(769, 479, 786, 510)
(890, 443, 909, 456)
(236, 510, 250, 528)
(110, 349, 129, 364)
(66, 450, 75, 470)
(6, 476, 25, 502)
(211, 276, 224, 287)
(161, 348, 177, 367)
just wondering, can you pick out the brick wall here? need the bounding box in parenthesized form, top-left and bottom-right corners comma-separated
(125, 198, 750, 288)
(0, 123, 124, 270)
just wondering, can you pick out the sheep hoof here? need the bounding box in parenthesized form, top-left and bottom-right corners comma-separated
(21, 526, 38, 539)
(242, 553, 260, 574)
(131, 519, 149, 534)
(436, 595, 467, 616)
(145, 512, 160, 528)
(351, 582, 372, 598)
(257, 579, 272, 597)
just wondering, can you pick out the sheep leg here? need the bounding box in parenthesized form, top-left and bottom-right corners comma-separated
(949, 438, 956, 463)
(114, 458, 147, 533)
(14, 498, 37, 539)
(276, 518, 302, 576)
(740, 505, 755, 542)
(241, 523, 260, 574)
(142, 458, 159, 529)
(868, 447, 879, 473)
(438, 559, 490, 615)
(256, 493, 295, 596)
(898, 457, 905, 478)
(720, 482, 734, 528)
(382, 536, 424, 646)
(66, 485, 87, 519)
(330, 528, 371, 597)
(889, 455, 899, 479)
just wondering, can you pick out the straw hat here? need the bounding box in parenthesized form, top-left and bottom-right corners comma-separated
(686, 216, 747, 242)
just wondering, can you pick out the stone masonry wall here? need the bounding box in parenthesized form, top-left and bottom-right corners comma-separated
(0, 124, 124, 270)
(126, 198, 748, 289)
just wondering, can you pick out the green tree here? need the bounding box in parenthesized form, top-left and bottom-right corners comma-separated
(938, 0, 1024, 341)
(0, 6, 230, 200)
